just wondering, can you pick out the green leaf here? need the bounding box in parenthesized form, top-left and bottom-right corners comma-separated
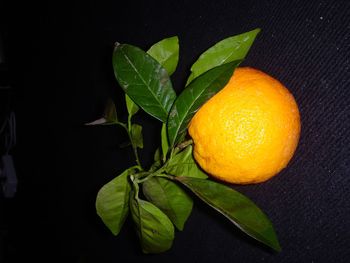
(154, 148, 161, 162)
(186, 28, 260, 85)
(147, 36, 179, 76)
(149, 148, 162, 172)
(175, 177, 281, 252)
(85, 99, 120, 126)
(165, 145, 207, 179)
(104, 98, 118, 122)
(167, 61, 241, 147)
(113, 44, 176, 122)
(131, 124, 143, 149)
(125, 94, 139, 117)
(161, 123, 169, 162)
(95, 169, 131, 235)
(142, 176, 193, 230)
(130, 192, 175, 254)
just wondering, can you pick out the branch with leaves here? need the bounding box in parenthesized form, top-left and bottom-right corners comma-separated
(88, 28, 281, 254)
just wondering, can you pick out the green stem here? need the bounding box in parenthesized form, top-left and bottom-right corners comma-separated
(134, 163, 169, 184)
(132, 179, 140, 200)
(135, 176, 152, 184)
(170, 139, 193, 159)
(133, 171, 151, 180)
(177, 139, 193, 149)
(155, 173, 175, 180)
(117, 122, 128, 133)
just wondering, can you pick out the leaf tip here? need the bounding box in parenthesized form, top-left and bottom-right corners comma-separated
(254, 27, 262, 33)
(111, 228, 121, 236)
(272, 240, 282, 253)
(262, 228, 281, 252)
(176, 224, 185, 231)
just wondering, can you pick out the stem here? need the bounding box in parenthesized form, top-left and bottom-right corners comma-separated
(133, 171, 151, 180)
(170, 139, 193, 159)
(177, 139, 193, 150)
(131, 178, 140, 200)
(115, 121, 127, 129)
(135, 176, 152, 184)
(155, 173, 175, 180)
(134, 164, 168, 184)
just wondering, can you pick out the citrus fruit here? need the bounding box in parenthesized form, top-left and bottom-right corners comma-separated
(188, 67, 301, 184)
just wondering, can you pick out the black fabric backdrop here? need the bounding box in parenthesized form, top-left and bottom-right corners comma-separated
(1, 0, 350, 262)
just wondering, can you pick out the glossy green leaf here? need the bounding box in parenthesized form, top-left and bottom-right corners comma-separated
(186, 28, 260, 85)
(125, 94, 139, 117)
(175, 177, 281, 251)
(113, 44, 176, 122)
(130, 192, 174, 253)
(131, 124, 143, 149)
(167, 61, 240, 147)
(95, 169, 131, 235)
(142, 176, 193, 230)
(161, 123, 169, 162)
(147, 36, 179, 76)
(165, 145, 207, 179)
(85, 99, 120, 126)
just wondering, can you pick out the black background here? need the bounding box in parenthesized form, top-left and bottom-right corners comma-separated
(1, 0, 350, 262)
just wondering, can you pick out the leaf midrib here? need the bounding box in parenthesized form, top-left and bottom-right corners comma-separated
(192, 49, 235, 78)
(121, 47, 168, 118)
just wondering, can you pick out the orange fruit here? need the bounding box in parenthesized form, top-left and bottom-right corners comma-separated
(188, 67, 301, 184)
